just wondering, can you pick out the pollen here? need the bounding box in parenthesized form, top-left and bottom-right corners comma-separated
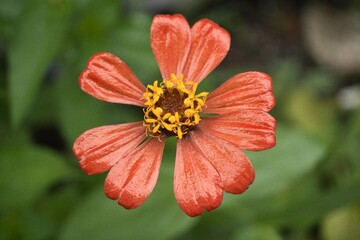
(143, 74, 208, 139)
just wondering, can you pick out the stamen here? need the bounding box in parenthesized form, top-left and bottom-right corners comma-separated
(162, 113, 172, 120)
(168, 115, 176, 123)
(143, 74, 208, 140)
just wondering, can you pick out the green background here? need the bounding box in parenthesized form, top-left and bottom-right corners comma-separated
(1, 0, 360, 239)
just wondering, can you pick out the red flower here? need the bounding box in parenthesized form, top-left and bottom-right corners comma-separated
(73, 14, 276, 217)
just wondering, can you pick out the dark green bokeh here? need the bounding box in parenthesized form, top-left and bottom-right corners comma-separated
(1, 0, 360, 239)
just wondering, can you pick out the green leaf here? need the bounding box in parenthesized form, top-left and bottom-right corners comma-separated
(225, 170, 360, 228)
(221, 125, 326, 214)
(224, 172, 320, 227)
(284, 86, 338, 143)
(321, 203, 360, 240)
(56, 70, 106, 147)
(59, 162, 197, 240)
(230, 224, 283, 240)
(72, 0, 121, 55)
(0, 0, 24, 40)
(8, 0, 72, 128)
(346, 107, 360, 171)
(274, 175, 360, 227)
(244, 125, 326, 200)
(221, 127, 360, 227)
(109, 13, 158, 84)
(269, 58, 300, 103)
(0, 144, 71, 209)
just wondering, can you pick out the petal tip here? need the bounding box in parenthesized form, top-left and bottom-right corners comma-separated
(77, 52, 146, 106)
(182, 195, 223, 217)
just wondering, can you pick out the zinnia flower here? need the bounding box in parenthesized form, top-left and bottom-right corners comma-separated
(73, 14, 276, 217)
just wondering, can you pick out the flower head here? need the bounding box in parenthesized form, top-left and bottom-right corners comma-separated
(73, 14, 276, 217)
(143, 73, 207, 139)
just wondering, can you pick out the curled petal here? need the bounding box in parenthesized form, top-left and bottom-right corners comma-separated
(182, 19, 230, 83)
(188, 129, 255, 194)
(205, 72, 275, 114)
(199, 111, 276, 151)
(174, 138, 223, 217)
(151, 14, 191, 80)
(104, 138, 165, 209)
(73, 122, 146, 175)
(79, 52, 146, 106)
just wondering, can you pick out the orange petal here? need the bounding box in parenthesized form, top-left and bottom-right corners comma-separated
(199, 111, 276, 151)
(205, 72, 275, 114)
(188, 129, 255, 194)
(150, 14, 191, 80)
(174, 138, 223, 217)
(73, 122, 146, 175)
(104, 138, 165, 209)
(79, 52, 146, 106)
(182, 19, 230, 83)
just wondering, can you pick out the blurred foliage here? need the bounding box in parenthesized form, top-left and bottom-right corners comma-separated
(1, 0, 360, 240)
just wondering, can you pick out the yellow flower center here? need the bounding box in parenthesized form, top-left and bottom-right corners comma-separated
(143, 74, 208, 139)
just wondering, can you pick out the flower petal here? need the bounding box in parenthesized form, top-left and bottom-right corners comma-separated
(205, 72, 275, 114)
(73, 122, 146, 175)
(104, 138, 165, 209)
(79, 52, 146, 106)
(188, 129, 255, 194)
(150, 14, 191, 80)
(182, 19, 230, 83)
(199, 111, 276, 151)
(174, 138, 223, 217)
